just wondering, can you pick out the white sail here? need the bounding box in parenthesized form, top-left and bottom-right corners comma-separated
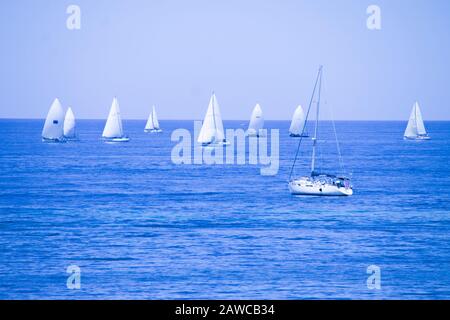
(63, 107, 76, 138)
(197, 93, 225, 144)
(145, 107, 155, 131)
(404, 102, 427, 138)
(102, 98, 124, 138)
(247, 103, 264, 136)
(197, 96, 215, 144)
(213, 95, 225, 142)
(289, 105, 306, 136)
(42, 98, 65, 141)
(152, 106, 160, 130)
(145, 106, 161, 131)
(404, 107, 417, 138)
(414, 102, 427, 135)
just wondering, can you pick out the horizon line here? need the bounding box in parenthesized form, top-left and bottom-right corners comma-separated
(1, 117, 450, 122)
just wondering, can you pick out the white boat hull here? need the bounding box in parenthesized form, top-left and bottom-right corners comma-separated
(144, 129, 162, 133)
(104, 137, 130, 143)
(288, 68, 353, 198)
(404, 135, 431, 141)
(289, 180, 353, 197)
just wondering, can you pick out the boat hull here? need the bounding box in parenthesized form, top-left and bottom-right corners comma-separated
(201, 140, 230, 147)
(289, 133, 309, 138)
(42, 137, 66, 143)
(404, 135, 431, 141)
(247, 133, 266, 138)
(289, 180, 353, 197)
(104, 137, 130, 143)
(64, 136, 78, 141)
(144, 129, 163, 133)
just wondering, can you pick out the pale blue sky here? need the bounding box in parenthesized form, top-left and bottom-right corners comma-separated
(0, 0, 449, 120)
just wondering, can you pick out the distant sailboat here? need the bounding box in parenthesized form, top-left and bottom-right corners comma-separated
(247, 103, 265, 137)
(197, 93, 228, 146)
(288, 66, 353, 197)
(404, 102, 430, 140)
(144, 106, 162, 133)
(102, 98, 130, 142)
(63, 107, 77, 140)
(42, 98, 65, 143)
(289, 105, 308, 137)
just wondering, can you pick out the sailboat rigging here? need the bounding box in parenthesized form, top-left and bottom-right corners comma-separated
(145, 105, 162, 133)
(404, 102, 430, 140)
(102, 97, 130, 142)
(288, 66, 353, 196)
(197, 93, 228, 146)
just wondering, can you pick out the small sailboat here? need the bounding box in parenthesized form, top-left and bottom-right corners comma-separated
(144, 105, 162, 133)
(63, 107, 77, 140)
(197, 93, 228, 146)
(42, 98, 65, 143)
(102, 98, 130, 142)
(404, 102, 430, 140)
(289, 66, 353, 197)
(289, 105, 308, 137)
(247, 103, 265, 137)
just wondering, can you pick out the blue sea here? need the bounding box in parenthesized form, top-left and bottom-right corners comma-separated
(0, 119, 449, 300)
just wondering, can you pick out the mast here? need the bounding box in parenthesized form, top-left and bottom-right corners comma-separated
(152, 106, 156, 129)
(116, 97, 124, 138)
(414, 102, 418, 136)
(211, 92, 217, 142)
(311, 66, 323, 174)
(288, 66, 323, 180)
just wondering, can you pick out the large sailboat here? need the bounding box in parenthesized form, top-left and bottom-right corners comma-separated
(197, 93, 228, 146)
(144, 105, 162, 133)
(63, 107, 77, 140)
(289, 105, 308, 137)
(42, 98, 65, 143)
(102, 98, 130, 142)
(404, 102, 430, 140)
(247, 103, 265, 137)
(288, 66, 353, 197)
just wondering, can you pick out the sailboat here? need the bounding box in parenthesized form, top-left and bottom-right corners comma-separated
(42, 98, 66, 143)
(197, 93, 228, 146)
(144, 105, 162, 133)
(288, 66, 353, 197)
(289, 105, 308, 137)
(102, 97, 130, 142)
(247, 103, 265, 137)
(63, 107, 77, 140)
(404, 102, 430, 140)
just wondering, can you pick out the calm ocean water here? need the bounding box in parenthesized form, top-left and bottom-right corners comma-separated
(0, 119, 449, 299)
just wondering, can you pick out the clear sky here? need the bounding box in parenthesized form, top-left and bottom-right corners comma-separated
(1, 0, 449, 120)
